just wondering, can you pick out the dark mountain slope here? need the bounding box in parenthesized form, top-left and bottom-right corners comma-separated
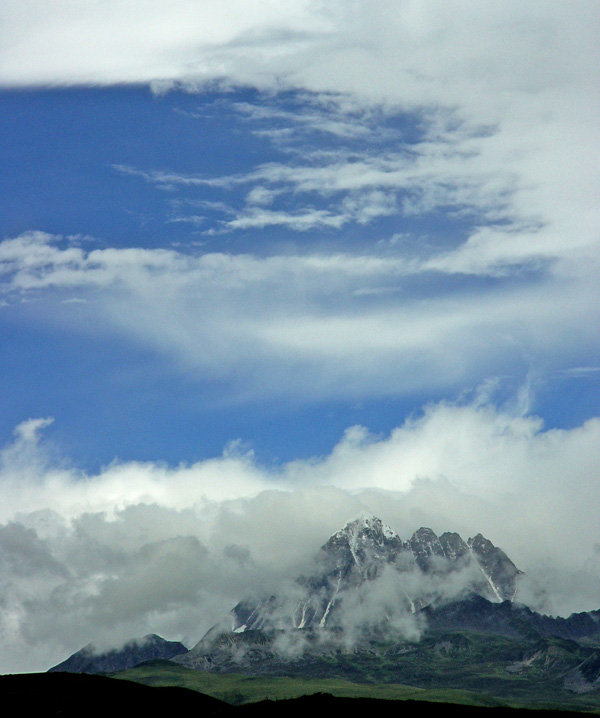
(48, 633, 187, 674)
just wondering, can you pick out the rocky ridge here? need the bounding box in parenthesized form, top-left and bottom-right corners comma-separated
(227, 514, 522, 635)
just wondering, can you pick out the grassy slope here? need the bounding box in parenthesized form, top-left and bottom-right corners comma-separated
(116, 661, 500, 707)
(115, 660, 600, 713)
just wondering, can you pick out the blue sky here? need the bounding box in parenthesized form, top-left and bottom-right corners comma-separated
(1, 84, 596, 469)
(0, 1, 599, 672)
(0, 86, 445, 466)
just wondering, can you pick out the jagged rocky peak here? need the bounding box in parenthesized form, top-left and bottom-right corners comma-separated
(439, 532, 470, 562)
(328, 513, 399, 542)
(323, 514, 405, 559)
(467, 533, 522, 602)
(316, 516, 521, 601)
(216, 515, 524, 644)
(409, 527, 445, 569)
(316, 513, 408, 584)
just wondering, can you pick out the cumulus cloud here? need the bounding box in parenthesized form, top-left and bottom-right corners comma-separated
(1, 396, 600, 671)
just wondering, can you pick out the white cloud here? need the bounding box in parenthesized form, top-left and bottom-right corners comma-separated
(116, 94, 599, 278)
(2, 3, 598, 278)
(0, 0, 327, 87)
(1, 232, 598, 404)
(13, 417, 54, 444)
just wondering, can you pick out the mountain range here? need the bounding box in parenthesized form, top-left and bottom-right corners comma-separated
(48, 515, 600, 704)
(224, 514, 523, 636)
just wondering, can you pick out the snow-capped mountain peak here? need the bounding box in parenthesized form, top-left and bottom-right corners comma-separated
(223, 516, 522, 636)
(340, 512, 398, 539)
(321, 513, 406, 576)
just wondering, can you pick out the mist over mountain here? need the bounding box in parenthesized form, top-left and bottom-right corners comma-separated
(48, 513, 600, 707)
(225, 515, 522, 636)
(51, 514, 524, 673)
(166, 516, 600, 699)
(176, 515, 523, 664)
(4, 397, 600, 675)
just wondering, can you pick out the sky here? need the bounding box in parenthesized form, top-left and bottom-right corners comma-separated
(0, 1, 599, 673)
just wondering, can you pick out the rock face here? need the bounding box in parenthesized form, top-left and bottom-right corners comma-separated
(565, 652, 600, 693)
(227, 514, 522, 635)
(176, 514, 530, 673)
(467, 533, 521, 601)
(48, 633, 188, 674)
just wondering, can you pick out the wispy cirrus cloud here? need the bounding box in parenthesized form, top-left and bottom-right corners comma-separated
(114, 111, 520, 240)
(1, 231, 598, 405)
(115, 86, 600, 279)
(3, 4, 599, 273)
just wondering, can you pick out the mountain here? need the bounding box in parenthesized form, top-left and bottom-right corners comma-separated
(175, 600, 600, 706)
(175, 515, 600, 703)
(223, 514, 522, 635)
(423, 593, 600, 642)
(48, 633, 188, 674)
(48, 515, 600, 709)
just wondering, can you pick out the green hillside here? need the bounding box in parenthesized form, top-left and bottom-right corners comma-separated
(114, 645, 600, 714)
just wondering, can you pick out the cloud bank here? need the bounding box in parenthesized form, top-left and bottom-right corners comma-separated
(2, 398, 600, 672)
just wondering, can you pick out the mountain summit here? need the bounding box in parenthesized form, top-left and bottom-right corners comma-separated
(228, 515, 522, 636)
(176, 515, 536, 674)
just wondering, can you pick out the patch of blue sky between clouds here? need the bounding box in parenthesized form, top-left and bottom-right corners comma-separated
(111, 89, 505, 262)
